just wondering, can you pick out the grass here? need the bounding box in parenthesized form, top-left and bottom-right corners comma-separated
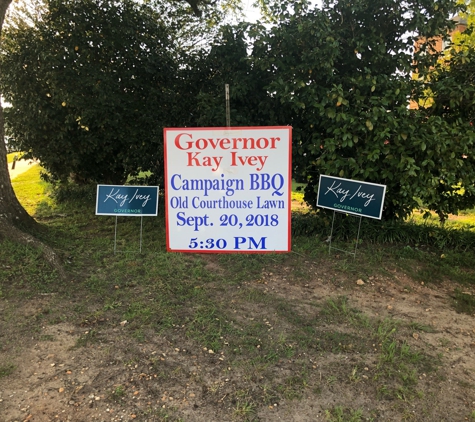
(409, 209, 475, 227)
(0, 238, 61, 296)
(291, 179, 306, 202)
(11, 164, 54, 216)
(0, 169, 474, 420)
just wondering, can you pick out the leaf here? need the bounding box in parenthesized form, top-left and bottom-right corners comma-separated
(365, 120, 373, 131)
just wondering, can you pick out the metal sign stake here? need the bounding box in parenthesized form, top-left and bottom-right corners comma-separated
(225, 84, 230, 127)
(328, 210, 362, 259)
(139, 216, 143, 253)
(114, 216, 118, 254)
(113, 216, 144, 254)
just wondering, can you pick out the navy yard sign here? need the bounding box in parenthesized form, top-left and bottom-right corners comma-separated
(96, 185, 159, 216)
(317, 175, 386, 220)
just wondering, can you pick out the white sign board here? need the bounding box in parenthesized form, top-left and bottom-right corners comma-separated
(164, 126, 292, 253)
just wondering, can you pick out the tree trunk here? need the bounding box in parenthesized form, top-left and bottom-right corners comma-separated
(0, 0, 32, 226)
(0, 0, 65, 279)
(0, 102, 37, 228)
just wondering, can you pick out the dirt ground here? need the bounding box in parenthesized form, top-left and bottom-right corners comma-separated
(1, 252, 474, 422)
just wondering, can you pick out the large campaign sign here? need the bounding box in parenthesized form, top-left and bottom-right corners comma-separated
(96, 185, 159, 216)
(316, 175, 386, 220)
(164, 127, 292, 253)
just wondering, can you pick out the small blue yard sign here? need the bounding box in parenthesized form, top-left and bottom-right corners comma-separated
(96, 185, 159, 216)
(317, 175, 386, 220)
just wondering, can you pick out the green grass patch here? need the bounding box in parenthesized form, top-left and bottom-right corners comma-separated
(0, 239, 61, 297)
(374, 319, 439, 401)
(409, 209, 475, 227)
(11, 164, 54, 216)
(291, 179, 306, 203)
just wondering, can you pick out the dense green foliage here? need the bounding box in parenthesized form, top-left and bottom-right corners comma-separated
(414, 43, 475, 219)
(247, 0, 475, 220)
(191, 25, 277, 127)
(291, 209, 475, 251)
(1, 0, 179, 184)
(2, 0, 475, 220)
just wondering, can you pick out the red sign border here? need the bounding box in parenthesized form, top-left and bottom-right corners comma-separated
(163, 126, 292, 254)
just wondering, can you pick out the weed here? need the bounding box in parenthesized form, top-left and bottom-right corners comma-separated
(245, 287, 270, 303)
(73, 330, 99, 349)
(263, 349, 280, 363)
(277, 371, 309, 400)
(349, 366, 360, 383)
(110, 385, 126, 401)
(124, 302, 152, 324)
(452, 289, 475, 315)
(283, 345, 295, 359)
(458, 380, 474, 389)
(377, 384, 391, 400)
(232, 390, 256, 421)
(0, 363, 15, 378)
(321, 296, 370, 327)
(143, 408, 182, 420)
(324, 406, 365, 422)
(39, 334, 55, 341)
(409, 322, 436, 333)
(132, 329, 145, 342)
(376, 319, 398, 343)
(375, 318, 436, 403)
(322, 296, 352, 318)
(103, 300, 122, 310)
(438, 337, 450, 347)
(234, 400, 256, 419)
